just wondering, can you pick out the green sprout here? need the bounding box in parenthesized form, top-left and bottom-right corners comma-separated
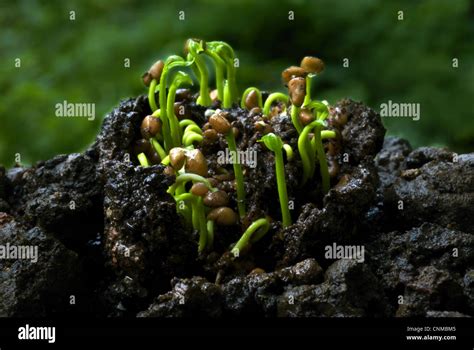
(208, 41, 238, 108)
(231, 218, 270, 257)
(259, 133, 291, 227)
(166, 71, 193, 148)
(283, 144, 294, 161)
(185, 39, 212, 106)
(204, 45, 226, 102)
(263, 92, 289, 116)
(168, 173, 218, 252)
(137, 152, 150, 167)
(158, 55, 195, 151)
(209, 111, 246, 218)
(180, 119, 203, 147)
(241, 87, 262, 110)
(300, 56, 325, 106)
(297, 101, 335, 192)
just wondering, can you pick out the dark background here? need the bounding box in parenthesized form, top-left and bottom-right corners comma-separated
(1, 0, 473, 167)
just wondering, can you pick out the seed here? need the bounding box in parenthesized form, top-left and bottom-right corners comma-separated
(163, 166, 175, 177)
(191, 182, 209, 197)
(206, 177, 219, 188)
(300, 56, 324, 74)
(209, 111, 231, 134)
(288, 77, 306, 107)
(176, 88, 191, 101)
(203, 129, 218, 143)
(282, 66, 307, 84)
(245, 90, 259, 110)
(133, 139, 152, 156)
(203, 190, 229, 207)
(202, 122, 211, 131)
(299, 108, 315, 126)
(185, 149, 208, 176)
(254, 121, 272, 134)
(248, 268, 265, 276)
(140, 115, 162, 139)
(248, 107, 262, 118)
(148, 151, 161, 165)
(142, 72, 152, 87)
(207, 207, 238, 226)
(214, 169, 233, 181)
(232, 126, 240, 139)
(148, 60, 164, 81)
(169, 147, 186, 170)
(335, 174, 350, 190)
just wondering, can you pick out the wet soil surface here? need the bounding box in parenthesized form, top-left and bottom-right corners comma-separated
(0, 96, 472, 317)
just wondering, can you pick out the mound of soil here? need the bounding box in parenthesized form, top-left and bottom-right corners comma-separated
(0, 95, 472, 317)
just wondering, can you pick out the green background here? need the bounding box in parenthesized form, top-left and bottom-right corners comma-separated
(1, 0, 473, 167)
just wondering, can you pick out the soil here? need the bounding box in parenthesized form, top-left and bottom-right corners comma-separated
(0, 95, 472, 318)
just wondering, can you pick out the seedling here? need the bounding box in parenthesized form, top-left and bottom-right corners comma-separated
(241, 87, 262, 110)
(209, 111, 246, 218)
(185, 39, 212, 106)
(259, 133, 291, 227)
(262, 92, 289, 116)
(231, 218, 270, 257)
(166, 71, 193, 148)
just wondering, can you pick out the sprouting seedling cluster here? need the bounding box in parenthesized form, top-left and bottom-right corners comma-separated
(134, 39, 341, 258)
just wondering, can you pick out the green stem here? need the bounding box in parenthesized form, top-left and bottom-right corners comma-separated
(283, 144, 294, 160)
(298, 120, 325, 185)
(321, 130, 336, 139)
(223, 80, 232, 108)
(291, 105, 303, 134)
(137, 152, 149, 167)
(175, 192, 194, 225)
(196, 196, 208, 252)
(183, 132, 203, 146)
(168, 173, 216, 195)
(303, 75, 313, 107)
(225, 131, 246, 218)
(161, 155, 170, 165)
(231, 218, 270, 256)
(159, 56, 192, 152)
(206, 220, 215, 250)
(262, 92, 288, 115)
(159, 70, 172, 152)
(180, 119, 200, 130)
(313, 128, 330, 194)
(148, 79, 158, 112)
(240, 87, 263, 109)
(194, 54, 211, 106)
(183, 124, 202, 135)
(150, 138, 167, 160)
(166, 84, 182, 148)
(274, 149, 291, 227)
(204, 49, 226, 101)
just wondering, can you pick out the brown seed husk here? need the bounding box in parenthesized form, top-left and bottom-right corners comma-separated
(185, 149, 208, 176)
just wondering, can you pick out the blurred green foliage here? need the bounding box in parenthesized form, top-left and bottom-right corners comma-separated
(1, 0, 473, 166)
